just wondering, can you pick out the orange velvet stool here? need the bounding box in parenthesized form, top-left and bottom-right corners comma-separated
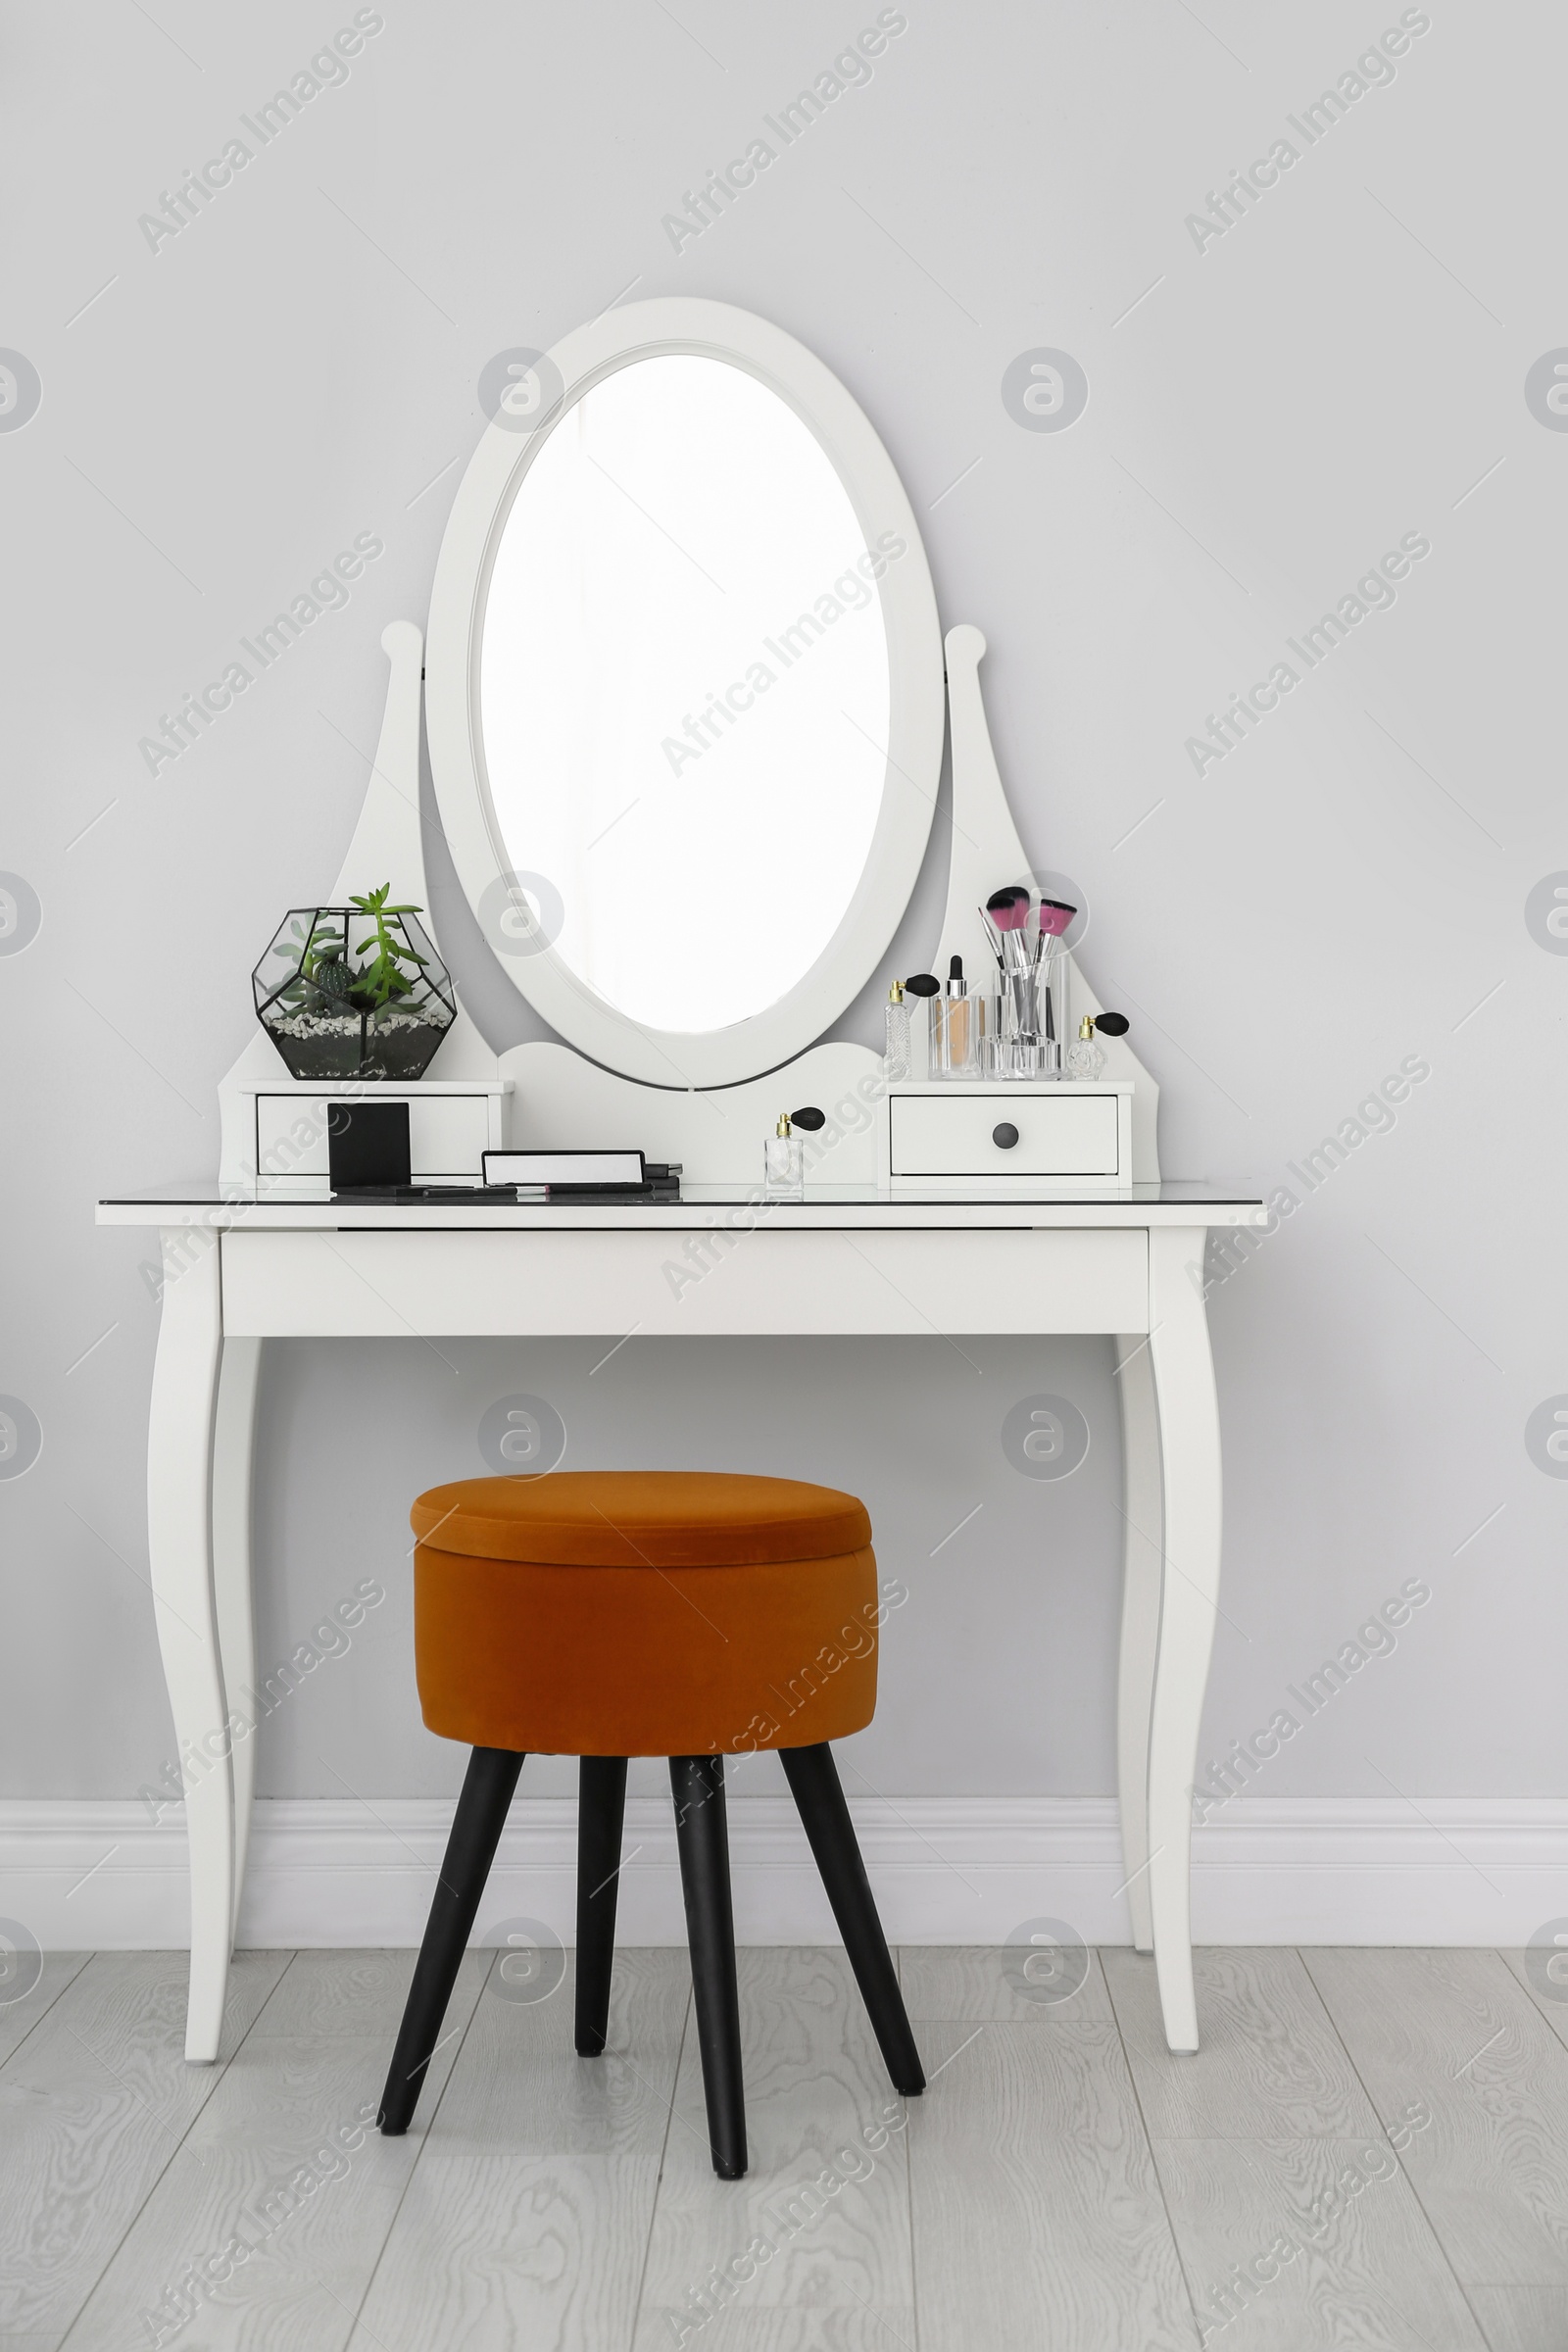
(380, 1469, 923, 2180)
(410, 1469, 880, 1757)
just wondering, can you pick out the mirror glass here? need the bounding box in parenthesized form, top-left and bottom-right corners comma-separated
(479, 355, 897, 1034)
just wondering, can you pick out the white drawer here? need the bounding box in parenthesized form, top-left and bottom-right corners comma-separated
(255, 1094, 491, 1189)
(890, 1090, 1122, 1178)
(220, 1227, 1152, 1338)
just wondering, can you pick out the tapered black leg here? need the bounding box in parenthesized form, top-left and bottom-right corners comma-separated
(669, 1754, 747, 2179)
(575, 1756, 628, 2055)
(378, 1745, 524, 2134)
(779, 1742, 924, 2095)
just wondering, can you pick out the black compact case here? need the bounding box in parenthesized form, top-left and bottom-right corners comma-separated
(327, 1101, 412, 1193)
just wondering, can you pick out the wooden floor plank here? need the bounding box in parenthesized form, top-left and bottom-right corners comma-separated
(0, 1951, 91, 2070)
(1303, 1948, 1568, 2287)
(354, 1947, 688, 2352)
(0, 1949, 286, 2341)
(1152, 2133, 1487, 2349)
(896, 1942, 1112, 2024)
(635, 1948, 914, 2348)
(1103, 1947, 1380, 2139)
(58, 1952, 489, 2352)
(1466, 2284, 1568, 2351)
(906, 2018, 1199, 2350)
(1497, 1948, 1568, 2057)
(250, 1947, 464, 2039)
(636, 2315, 917, 2349)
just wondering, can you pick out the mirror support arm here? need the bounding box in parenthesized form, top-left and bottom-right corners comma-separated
(332, 619, 496, 1082)
(937, 623, 1160, 1180)
(935, 623, 1034, 984)
(331, 621, 426, 906)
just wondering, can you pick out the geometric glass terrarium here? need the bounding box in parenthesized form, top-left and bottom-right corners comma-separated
(253, 887, 457, 1081)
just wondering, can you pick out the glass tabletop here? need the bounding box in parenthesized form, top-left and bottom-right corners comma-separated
(100, 1179, 1263, 1208)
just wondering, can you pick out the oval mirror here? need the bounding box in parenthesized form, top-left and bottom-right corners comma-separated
(427, 300, 943, 1087)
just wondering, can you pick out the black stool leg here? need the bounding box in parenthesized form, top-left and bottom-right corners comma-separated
(779, 1742, 925, 2096)
(575, 1756, 628, 2055)
(669, 1755, 747, 2180)
(378, 1745, 524, 2134)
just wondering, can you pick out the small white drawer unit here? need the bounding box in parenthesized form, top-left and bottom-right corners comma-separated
(240, 1081, 511, 1194)
(885, 1081, 1133, 1190)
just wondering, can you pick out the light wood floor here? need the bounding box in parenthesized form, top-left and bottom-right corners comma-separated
(2, 1943, 1565, 2349)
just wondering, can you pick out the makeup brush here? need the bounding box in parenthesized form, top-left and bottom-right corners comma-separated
(1031, 897, 1077, 969)
(985, 887, 1030, 921)
(982, 887, 1031, 975)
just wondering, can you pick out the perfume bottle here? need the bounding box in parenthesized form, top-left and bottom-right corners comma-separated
(903, 972, 940, 1074)
(1066, 1014, 1105, 1081)
(763, 1112, 804, 1200)
(1065, 1010, 1129, 1078)
(883, 979, 910, 1081)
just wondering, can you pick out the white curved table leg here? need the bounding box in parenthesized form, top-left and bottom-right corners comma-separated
(213, 1337, 262, 1947)
(1114, 1332, 1162, 1954)
(148, 1229, 232, 2062)
(1146, 1227, 1223, 2054)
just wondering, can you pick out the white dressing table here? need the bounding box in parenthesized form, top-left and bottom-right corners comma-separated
(99, 298, 1264, 2062)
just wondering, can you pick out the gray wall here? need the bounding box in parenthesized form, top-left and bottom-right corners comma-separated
(4, 0, 1561, 1821)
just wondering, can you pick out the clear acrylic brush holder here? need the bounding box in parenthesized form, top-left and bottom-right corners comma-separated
(983, 956, 1066, 1079)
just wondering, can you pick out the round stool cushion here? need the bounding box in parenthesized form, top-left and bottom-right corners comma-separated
(411, 1471, 881, 1757)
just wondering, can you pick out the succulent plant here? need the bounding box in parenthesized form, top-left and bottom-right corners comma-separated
(346, 884, 430, 1012)
(273, 915, 351, 1011)
(267, 891, 432, 1016)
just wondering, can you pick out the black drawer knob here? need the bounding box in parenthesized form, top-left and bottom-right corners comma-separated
(992, 1122, 1019, 1150)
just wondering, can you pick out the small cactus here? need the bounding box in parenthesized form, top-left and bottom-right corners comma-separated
(310, 957, 354, 1004)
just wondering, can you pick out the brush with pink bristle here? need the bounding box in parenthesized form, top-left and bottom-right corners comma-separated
(981, 886, 1032, 975)
(1032, 898, 1076, 967)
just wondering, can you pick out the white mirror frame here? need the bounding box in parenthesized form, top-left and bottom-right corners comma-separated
(426, 298, 944, 1089)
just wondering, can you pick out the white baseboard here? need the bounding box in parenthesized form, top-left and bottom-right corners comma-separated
(2, 1795, 1565, 1950)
